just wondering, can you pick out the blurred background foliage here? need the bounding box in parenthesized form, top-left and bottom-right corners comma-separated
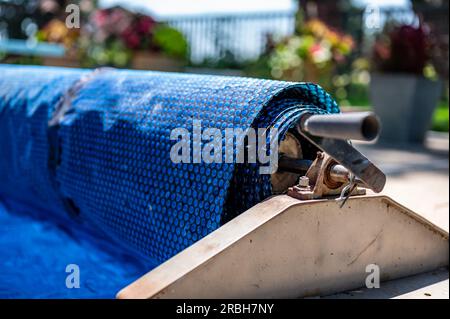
(0, 0, 448, 131)
(1, 1, 188, 68)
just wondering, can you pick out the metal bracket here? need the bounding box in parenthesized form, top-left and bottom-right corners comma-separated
(297, 116, 386, 193)
(287, 152, 366, 200)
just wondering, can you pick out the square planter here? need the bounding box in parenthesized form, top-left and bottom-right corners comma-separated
(131, 52, 185, 72)
(42, 56, 80, 68)
(370, 73, 442, 144)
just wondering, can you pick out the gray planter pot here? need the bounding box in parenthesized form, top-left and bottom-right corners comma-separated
(370, 73, 442, 144)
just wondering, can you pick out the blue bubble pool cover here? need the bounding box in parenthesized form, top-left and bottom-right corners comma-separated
(0, 65, 339, 298)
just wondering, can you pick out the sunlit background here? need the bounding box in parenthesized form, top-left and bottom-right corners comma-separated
(0, 0, 448, 135)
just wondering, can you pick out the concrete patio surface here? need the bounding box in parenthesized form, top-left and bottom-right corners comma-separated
(356, 131, 449, 232)
(325, 131, 449, 299)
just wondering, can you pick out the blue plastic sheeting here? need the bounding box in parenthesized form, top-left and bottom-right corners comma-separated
(0, 65, 339, 298)
(0, 197, 153, 298)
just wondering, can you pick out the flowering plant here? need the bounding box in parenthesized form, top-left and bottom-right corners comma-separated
(269, 19, 354, 83)
(80, 7, 188, 67)
(372, 23, 434, 77)
(36, 19, 80, 54)
(36, 6, 188, 68)
(89, 8, 156, 51)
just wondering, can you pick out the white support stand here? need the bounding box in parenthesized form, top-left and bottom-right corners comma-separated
(117, 194, 448, 299)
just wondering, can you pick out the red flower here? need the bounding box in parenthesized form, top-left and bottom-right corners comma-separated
(121, 27, 140, 49)
(373, 24, 430, 74)
(136, 16, 156, 34)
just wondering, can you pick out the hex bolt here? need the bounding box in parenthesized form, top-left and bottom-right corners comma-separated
(299, 176, 310, 188)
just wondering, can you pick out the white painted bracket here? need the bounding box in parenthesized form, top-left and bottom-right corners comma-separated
(117, 194, 449, 299)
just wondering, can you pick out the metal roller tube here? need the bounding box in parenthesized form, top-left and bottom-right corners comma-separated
(328, 163, 365, 186)
(278, 156, 313, 174)
(328, 163, 352, 183)
(301, 112, 381, 141)
(277, 157, 367, 187)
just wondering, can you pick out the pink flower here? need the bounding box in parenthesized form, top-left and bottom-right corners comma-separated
(309, 42, 332, 64)
(309, 43, 322, 54)
(92, 9, 109, 28)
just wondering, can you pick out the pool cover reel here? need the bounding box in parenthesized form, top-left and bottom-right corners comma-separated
(0, 65, 339, 298)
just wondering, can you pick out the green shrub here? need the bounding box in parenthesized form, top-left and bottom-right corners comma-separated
(153, 25, 188, 60)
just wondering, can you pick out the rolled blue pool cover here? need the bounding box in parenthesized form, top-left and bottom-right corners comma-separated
(0, 65, 339, 297)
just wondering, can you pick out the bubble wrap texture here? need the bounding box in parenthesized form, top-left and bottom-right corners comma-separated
(0, 65, 339, 266)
